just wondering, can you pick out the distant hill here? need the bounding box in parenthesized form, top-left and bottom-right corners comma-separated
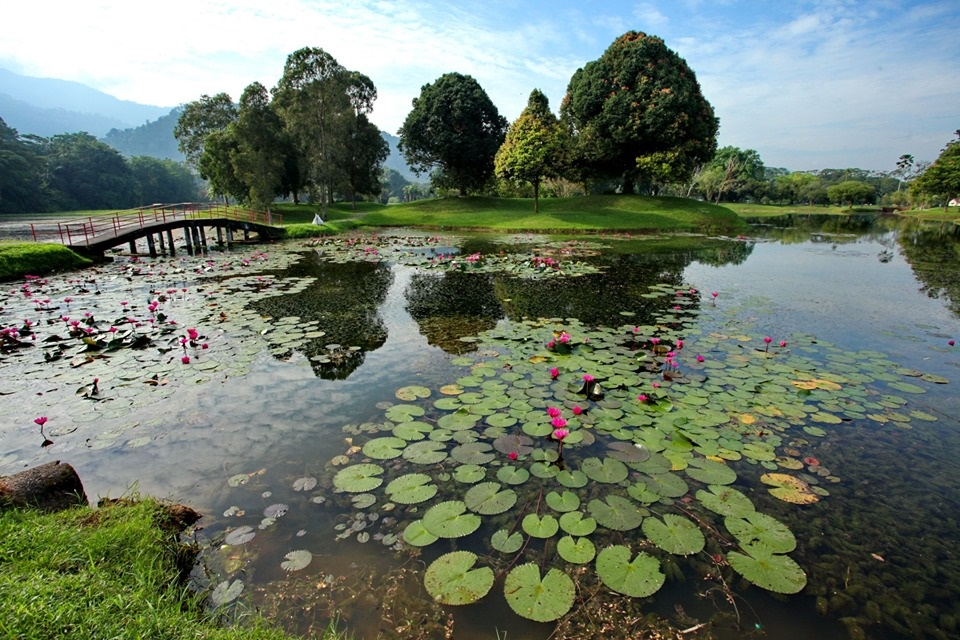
(102, 108, 185, 161)
(381, 130, 418, 182)
(0, 67, 170, 135)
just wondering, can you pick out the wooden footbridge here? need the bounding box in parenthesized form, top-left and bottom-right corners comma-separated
(29, 203, 285, 259)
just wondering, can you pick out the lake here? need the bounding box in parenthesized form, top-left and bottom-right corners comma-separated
(1, 214, 958, 640)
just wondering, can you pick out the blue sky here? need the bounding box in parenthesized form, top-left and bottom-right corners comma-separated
(2, 0, 957, 171)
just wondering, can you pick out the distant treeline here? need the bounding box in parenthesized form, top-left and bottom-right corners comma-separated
(0, 117, 199, 213)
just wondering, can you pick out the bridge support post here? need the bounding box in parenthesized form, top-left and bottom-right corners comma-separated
(184, 227, 194, 256)
(243, 225, 250, 241)
(166, 229, 176, 256)
(226, 226, 235, 248)
(198, 226, 208, 253)
(128, 240, 138, 254)
(216, 225, 224, 246)
(157, 231, 166, 256)
(146, 233, 157, 258)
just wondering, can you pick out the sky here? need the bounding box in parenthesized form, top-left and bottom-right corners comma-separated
(2, 0, 958, 171)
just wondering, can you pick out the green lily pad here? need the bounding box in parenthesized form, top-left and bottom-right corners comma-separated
(557, 535, 596, 564)
(333, 464, 384, 493)
(491, 529, 524, 554)
(696, 485, 756, 518)
(725, 512, 797, 553)
(607, 441, 651, 463)
(465, 482, 518, 515)
(556, 470, 589, 488)
(393, 421, 434, 441)
(396, 385, 432, 401)
(496, 465, 530, 485)
(493, 433, 534, 455)
(626, 481, 660, 504)
(385, 403, 426, 422)
(684, 458, 737, 485)
(424, 551, 494, 605)
(422, 501, 482, 539)
(402, 520, 439, 547)
(727, 546, 807, 594)
(522, 513, 560, 538)
(210, 579, 244, 606)
(503, 564, 575, 622)
(454, 464, 487, 484)
(642, 514, 705, 555)
(362, 436, 407, 460)
(451, 442, 496, 465)
(596, 545, 665, 597)
(589, 495, 644, 531)
(559, 511, 598, 536)
(546, 490, 581, 513)
(403, 440, 448, 465)
(581, 457, 629, 483)
(385, 473, 438, 505)
(280, 549, 313, 572)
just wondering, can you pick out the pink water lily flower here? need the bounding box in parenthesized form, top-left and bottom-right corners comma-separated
(582, 374, 594, 382)
(34, 416, 48, 426)
(638, 394, 648, 403)
(696, 354, 705, 362)
(552, 428, 569, 441)
(550, 367, 559, 379)
(551, 417, 568, 429)
(508, 452, 518, 461)
(547, 407, 562, 418)
(181, 356, 191, 364)
(571, 406, 583, 415)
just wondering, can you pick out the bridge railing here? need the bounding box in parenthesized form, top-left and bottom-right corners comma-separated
(29, 203, 282, 246)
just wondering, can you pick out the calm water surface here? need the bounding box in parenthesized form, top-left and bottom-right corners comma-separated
(1, 215, 958, 640)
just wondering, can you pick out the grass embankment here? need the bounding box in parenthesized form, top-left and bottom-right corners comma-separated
(0, 243, 92, 281)
(723, 202, 886, 217)
(0, 499, 319, 640)
(339, 195, 742, 233)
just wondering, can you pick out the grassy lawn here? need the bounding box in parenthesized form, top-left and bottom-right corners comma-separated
(0, 243, 92, 281)
(276, 195, 744, 233)
(0, 500, 327, 640)
(722, 202, 884, 217)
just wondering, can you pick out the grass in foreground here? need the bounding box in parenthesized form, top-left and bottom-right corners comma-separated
(0, 500, 320, 640)
(0, 243, 92, 281)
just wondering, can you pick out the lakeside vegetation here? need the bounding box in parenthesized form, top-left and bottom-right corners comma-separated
(0, 242, 91, 280)
(0, 499, 326, 640)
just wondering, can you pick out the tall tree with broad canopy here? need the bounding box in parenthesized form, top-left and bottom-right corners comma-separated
(398, 72, 507, 196)
(0, 117, 46, 213)
(561, 31, 718, 193)
(232, 81, 285, 211)
(173, 93, 237, 170)
(827, 180, 876, 208)
(45, 133, 138, 210)
(495, 89, 565, 212)
(274, 47, 380, 216)
(912, 132, 960, 209)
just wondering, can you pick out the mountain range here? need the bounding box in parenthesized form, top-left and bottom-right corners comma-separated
(0, 67, 417, 180)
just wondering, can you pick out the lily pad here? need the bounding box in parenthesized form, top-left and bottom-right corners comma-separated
(403, 441, 448, 465)
(454, 464, 487, 484)
(596, 545, 665, 597)
(545, 490, 581, 513)
(393, 421, 434, 441)
(724, 512, 797, 553)
(451, 442, 496, 465)
(493, 433, 535, 455)
(280, 549, 313, 572)
(224, 525, 256, 546)
(210, 579, 244, 606)
(503, 563, 575, 622)
(727, 546, 807, 594)
(696, 485, 757, 518)
(396, 385, 432, 401)
(607, 441, 651, 463)
(422, 500, 482, 539)
(491, 529, 524, 554)
(581, 457, 629, 483)
(588, 495, 644, 531)
(642, 514, 705, 555)
(385, 473, 438, 505)
(465, 482, 518, 515)
(292, 476, 317, 491)
(424, 551, 494, 605)
(522, 513, 560, 538)
(362, 436, 407, 460)
(333, 463, 384, 493)
(684, 458, 737, 485)
(559, 511, 598, 537)
(760, 473, 820, 504)
(496, 465, 530, 485)
(402, 520, 439, 547)
(557, 535, 596, 564)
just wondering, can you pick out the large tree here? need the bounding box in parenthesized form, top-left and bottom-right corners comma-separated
(561, 31, 718, 193)
(128, 156, 199, 205)
(274, 47, 378, 216)
(398, 72, 507, 196)
(231, 81, 285, 211)
(494, 89, 564, 211)
(912, 133, 960, 209)
(0, 117, 46, 213)
(45, 133, 138, 210)
(173, 93, 237, 170)
(827, 180, 876, 208)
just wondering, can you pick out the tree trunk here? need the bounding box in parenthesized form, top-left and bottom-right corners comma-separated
(533, 178, 540, 213)
(0, 461, 88, 513)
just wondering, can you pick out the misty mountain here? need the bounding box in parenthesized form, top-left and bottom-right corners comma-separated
(102, 108, 185, 161)
(0, 67, 170, 134)
(381, 130, 417, 182)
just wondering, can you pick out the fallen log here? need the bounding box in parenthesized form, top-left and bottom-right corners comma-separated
(0, 460, 88, 512)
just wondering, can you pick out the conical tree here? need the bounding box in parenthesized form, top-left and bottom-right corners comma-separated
(495, 89, 565, 212)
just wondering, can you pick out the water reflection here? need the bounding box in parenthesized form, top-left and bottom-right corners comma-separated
(898, 222, 960, 317)
(405, 271, 503, 354)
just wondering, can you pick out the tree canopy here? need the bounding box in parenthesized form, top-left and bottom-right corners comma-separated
(912, 133, 960, 209)
(561, 31, 718, 192)
(495, 89, 565, 211)
(398, 72, 507, 196)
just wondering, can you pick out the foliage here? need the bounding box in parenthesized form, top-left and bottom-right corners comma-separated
(45, 132, 139, 210)
(173, 93, 238, 169)
(0, 243, 91, 281)
(911, 134, 960, 208)
(398, 72, 507, 196)
(128, 156, 200, 204)
(561, 31, 718, 192)
(232, 82, 286, 211)
(827, 180, 876, 208)
(0, 116, 46, 213)
(494, 89, 565, 212)
(0, 500, 302, 639)
(699, 146, 765, 203)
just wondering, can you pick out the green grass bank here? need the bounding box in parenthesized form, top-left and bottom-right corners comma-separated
(0, 499, 321, 640)
(0, 242, 92, 281)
